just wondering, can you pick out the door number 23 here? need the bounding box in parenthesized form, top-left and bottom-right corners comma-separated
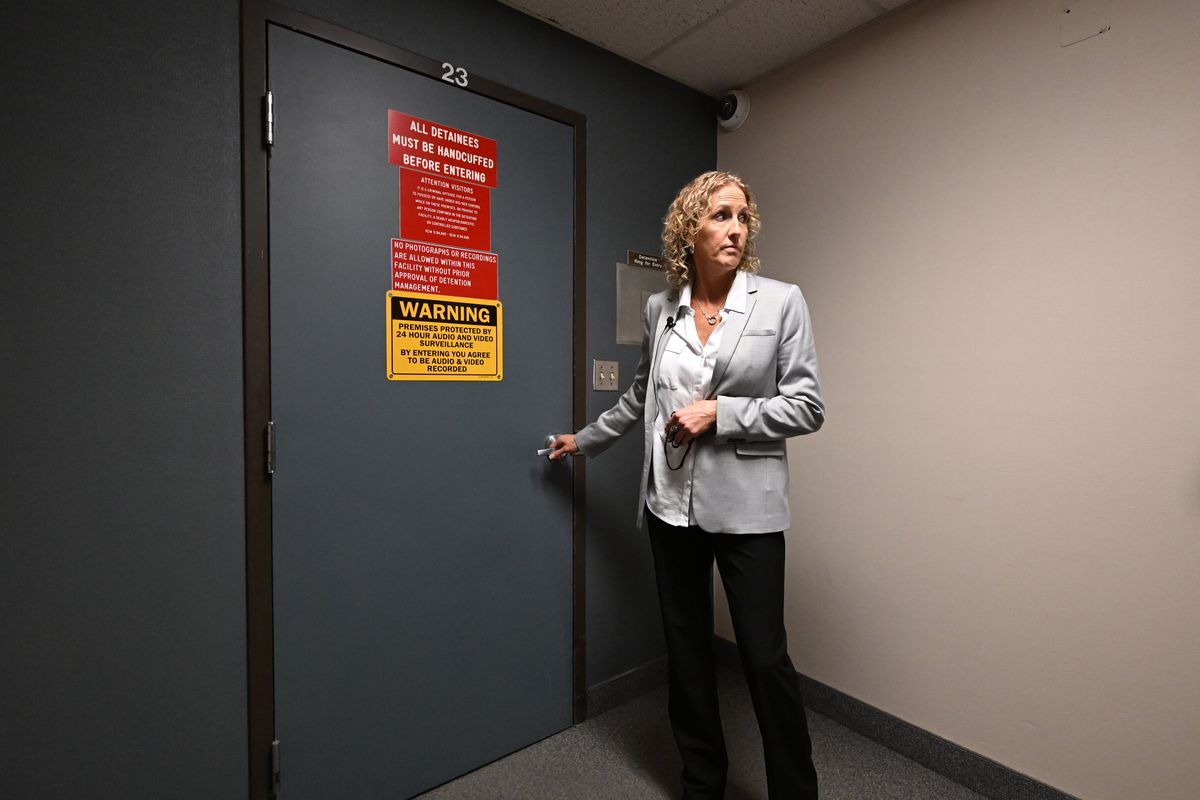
(441, 62, 469, 87)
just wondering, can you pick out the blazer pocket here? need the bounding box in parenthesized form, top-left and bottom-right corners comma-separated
(734, 440, 785, 458)
(742, 328, 776, 336)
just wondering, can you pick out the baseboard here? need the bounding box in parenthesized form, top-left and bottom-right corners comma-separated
(712, 636, 1082, 800)
(585, 656, 668, 718)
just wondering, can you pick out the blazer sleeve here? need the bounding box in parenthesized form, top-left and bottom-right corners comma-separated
(574, 298, 653, 457)
(714, 283, 824, 442)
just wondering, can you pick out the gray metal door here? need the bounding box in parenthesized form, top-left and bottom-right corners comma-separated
(267, 25, 575, 798)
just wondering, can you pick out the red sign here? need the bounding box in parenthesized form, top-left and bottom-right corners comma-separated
(399, 169, 491, 252)
(388, 110, 498, 188)
(391, 239, 498, 300)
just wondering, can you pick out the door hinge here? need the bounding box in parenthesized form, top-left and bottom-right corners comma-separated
(264, 90, 274, 148)
(270, 739, 281, 797)
(265, 420, 276, 477)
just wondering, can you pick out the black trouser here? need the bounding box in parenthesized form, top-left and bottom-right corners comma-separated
(647, 510, 819, 800)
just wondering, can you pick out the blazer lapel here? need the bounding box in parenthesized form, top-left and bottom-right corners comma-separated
(651, 290, 680, 352)
(648, 289, 680, 423)
(708, 273, 757, 395)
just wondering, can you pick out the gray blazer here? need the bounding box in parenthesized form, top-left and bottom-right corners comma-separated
(575, 272, 824, 533)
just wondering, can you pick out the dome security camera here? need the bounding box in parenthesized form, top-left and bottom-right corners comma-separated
(716, 90, 750, 132)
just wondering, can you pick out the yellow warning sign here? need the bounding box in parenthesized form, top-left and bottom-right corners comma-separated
(387, 291, 502, 381)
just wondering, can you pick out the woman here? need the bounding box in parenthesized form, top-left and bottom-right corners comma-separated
(549, 171, 824, 800)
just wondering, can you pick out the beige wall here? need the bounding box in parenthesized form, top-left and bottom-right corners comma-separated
(715, 1, 1200, 797)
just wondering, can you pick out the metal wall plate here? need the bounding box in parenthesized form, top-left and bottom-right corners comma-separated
(593, 359, 619, 391)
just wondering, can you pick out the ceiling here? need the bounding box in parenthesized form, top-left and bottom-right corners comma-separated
(499, 0, 916, 97)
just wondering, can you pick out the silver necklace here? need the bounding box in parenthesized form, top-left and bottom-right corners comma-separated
(693, 299, 722, 326)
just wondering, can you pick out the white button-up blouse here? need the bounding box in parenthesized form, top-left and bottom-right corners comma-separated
(646, 270, 749, 527)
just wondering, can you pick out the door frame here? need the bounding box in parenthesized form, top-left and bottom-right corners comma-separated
(240, 3, 588, 797)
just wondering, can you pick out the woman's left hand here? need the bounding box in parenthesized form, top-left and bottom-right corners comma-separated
(666, 400, 718, 446)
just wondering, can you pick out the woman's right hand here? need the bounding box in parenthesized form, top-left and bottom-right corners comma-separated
(548, 433, 579, 460)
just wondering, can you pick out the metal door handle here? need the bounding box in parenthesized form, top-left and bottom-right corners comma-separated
(536, 434, 561, 457)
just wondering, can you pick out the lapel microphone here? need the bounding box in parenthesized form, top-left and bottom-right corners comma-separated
(664, 302, 684, 331)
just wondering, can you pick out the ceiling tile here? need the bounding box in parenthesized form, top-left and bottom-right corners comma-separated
(648, 0, 878, 95)
(499, 0, 742, 62)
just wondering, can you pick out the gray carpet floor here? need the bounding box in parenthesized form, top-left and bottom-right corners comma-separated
(417, 668, 987, 800)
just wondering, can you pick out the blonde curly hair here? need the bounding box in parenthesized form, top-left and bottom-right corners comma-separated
(661, 171, 761, 289)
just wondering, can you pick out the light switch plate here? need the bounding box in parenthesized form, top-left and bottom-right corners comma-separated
(593, 359, 619, 391)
